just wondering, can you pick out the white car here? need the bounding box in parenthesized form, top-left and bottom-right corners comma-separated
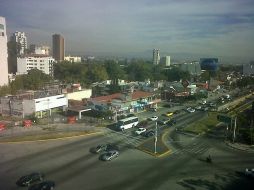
(135, 128, 147, 135)
(149, 116, 158, 121)
(186, 107, 195, 113)
(195, 106, 202, 110)
(245, 168, 254, 178)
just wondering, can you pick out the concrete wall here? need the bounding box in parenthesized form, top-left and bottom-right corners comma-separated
(66, 89, 92, 101)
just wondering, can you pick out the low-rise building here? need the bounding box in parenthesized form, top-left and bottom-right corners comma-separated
(87, 90, 161, 118)
(64, 55, 82, 63)
(0, 89, 67, 118)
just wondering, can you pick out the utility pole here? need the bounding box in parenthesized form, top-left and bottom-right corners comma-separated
(154, 121, 158, 154)
(233, 117, 237, 143)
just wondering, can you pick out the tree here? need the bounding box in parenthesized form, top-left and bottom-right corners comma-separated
(104, 60, 125, 84)
(87, 64, 108, 83)
(9, 69, 52, 93)
(126, 61, 152, 81)
(7, 41, 19, 73)
(166, 67, 190, 81)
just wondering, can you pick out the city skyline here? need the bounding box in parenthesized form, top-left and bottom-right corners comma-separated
(1, 0, 254, 63)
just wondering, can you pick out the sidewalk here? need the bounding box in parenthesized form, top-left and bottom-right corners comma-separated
(225, 141, 254, 153)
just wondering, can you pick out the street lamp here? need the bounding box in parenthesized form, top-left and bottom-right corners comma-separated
(154, 121, 158, 154)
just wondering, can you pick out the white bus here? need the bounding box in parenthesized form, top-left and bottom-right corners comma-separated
(117, 116, 139, 131)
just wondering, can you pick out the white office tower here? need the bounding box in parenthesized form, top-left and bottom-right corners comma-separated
(165, 56, 171, 66)
(12, 31, 27, 55)
(153, 49, 160, 65)
(0, 16, 9, 86)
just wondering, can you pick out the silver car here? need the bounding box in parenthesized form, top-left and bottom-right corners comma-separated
(100, 150, 119, 161)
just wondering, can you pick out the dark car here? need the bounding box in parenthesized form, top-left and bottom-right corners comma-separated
(16, 172, 44, 187)
(143, 130, 155, 137)
(167, 119, 176, 127)
(99, 150, 119, 161)
(158, 119, 170, 125)
(173, 110, 180, 114)
(91, 144, 119, 153)
(28, 180, 55, 190)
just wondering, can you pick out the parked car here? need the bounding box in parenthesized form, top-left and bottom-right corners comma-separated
(135, 127, 147, 135)
(16, 172, 44, 187)
(100, 150, 119, 161)
(149, 116, 158, 121)
(245, 168, 254, 178)
(28, 180, 55, 190)
(186, 107, 195, 113)
(91, 144, 118, 153)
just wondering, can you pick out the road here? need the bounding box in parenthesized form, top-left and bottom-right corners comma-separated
(1, 127, 254, 190)
(1, 94, 253, 190)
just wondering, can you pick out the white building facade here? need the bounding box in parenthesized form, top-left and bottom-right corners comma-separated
(64, 55, 82, 63)
(17, 55, 55, 76)
(35, 46, 50, 55)
(165, 56, 171, 66)
(0, 94, 68, 118)
(0, 16, 9, 86)
(153, 49, 160, 65)
(12, 31, 27, 55)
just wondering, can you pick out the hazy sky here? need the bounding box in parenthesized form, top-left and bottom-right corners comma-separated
(1, 0, 254, 62)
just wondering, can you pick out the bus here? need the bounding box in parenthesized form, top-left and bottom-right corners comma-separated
(117, 116, 139, 131)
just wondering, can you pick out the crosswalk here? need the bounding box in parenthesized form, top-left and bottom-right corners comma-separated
(102, 129, 211, 156)
(102, 129, 145, 148)
(169, 142, 211, 156)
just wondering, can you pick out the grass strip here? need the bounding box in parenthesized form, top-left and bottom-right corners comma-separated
(183, 112, 219, 134)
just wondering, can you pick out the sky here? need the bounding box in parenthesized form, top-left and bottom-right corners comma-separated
(1, 0, 254, 63)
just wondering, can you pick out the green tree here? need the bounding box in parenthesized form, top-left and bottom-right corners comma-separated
(88, 64, 108, 83)
(104, 60, 125, 84)
(166, 67, 190, 81)
(7, 41, 19, 73)
(126, 61, 152, 81)
(9, 69, 52, 93)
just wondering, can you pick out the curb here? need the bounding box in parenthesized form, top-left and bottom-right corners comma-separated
(0, 131, 103, 144)
(136, 146, 171, 158)
(136, 129, 172, 158)
(224, 141, 254, 153)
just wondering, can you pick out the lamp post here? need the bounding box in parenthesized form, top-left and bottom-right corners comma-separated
(154, 121, 158, 154)
(47, 99, 50, 127)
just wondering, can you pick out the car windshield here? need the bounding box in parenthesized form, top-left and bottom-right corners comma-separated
(106, 153, 112, 156)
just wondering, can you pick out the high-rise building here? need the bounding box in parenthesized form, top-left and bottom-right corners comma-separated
(243, 61, 254, 76)
(52, 34, 65, 62)
(153, 49, 160, 65)
(12, 31, 27, 55)
(0, 16, 9, 86)
(160, 56, 171, 66)
(180, 61, 201, 76)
